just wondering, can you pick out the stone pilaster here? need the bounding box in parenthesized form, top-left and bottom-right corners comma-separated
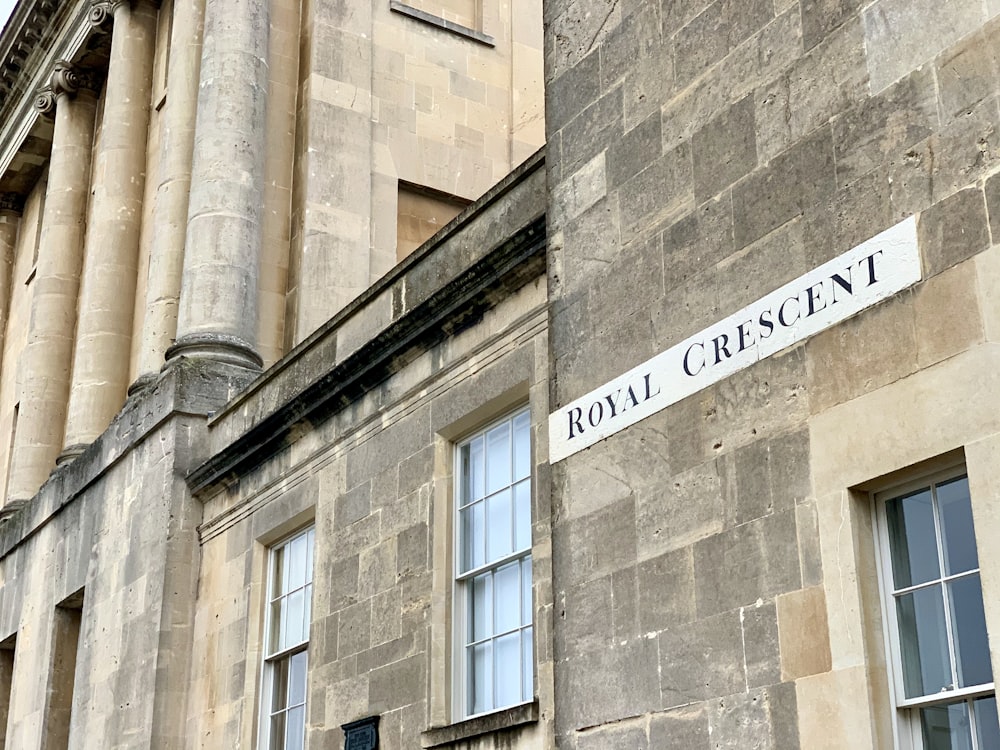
(130, 0, 207, 392)
(6, 64, 98, 503)
(61, 0, 158, 459)
(166, 0, 269, 370)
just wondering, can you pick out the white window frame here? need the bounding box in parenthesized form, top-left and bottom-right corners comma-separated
(452, 407, 534, 721)
(873, 466, 997, 750)
(259, 526, 315, 750)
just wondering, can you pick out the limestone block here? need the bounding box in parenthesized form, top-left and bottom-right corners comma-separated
(732, 126, 836, 251)
(543, 0, 621, 78)
(975, 244, 1000, 342)
(613, 8, 673, 130)
(693, 508, 801, 617)
(672, 0, 773, 90)
(576, 717, 648, 749)
(889, 98, 1000, 217)
(692, 94, 757, 202)
(831, 65, 938, 189)
(661, 7, 803, 148)
(649, 702, 711, 747)
(795, 667, 877, 749)
(795, 501, 824, 587)
(800, 0, 864, 50)
(776, 586, 832, 680)
(552, 495, 636, 585)
(610, 566, 639, 643)
(608, 110, 662, 190)
(555, 88, 623, 186)
(936, 26, 1000, 123)
(806, 293, 917, 415)
(551, 152, 606, 229)
(636, 547, 697, 634)
(743, 601, 782, 689)
(617, 142, 693, 246)
(917, 186, 990, 278)
(556, 636, 659, 734)
(913, 259, 984, 366)
(555, 574, 613, 657)
(863, 0, 983, 93)
(801, 165, 893, 267)
(367, 654, 424, 715)
(634, 458, 724, 561)
(658, 609, 745, 708)
(663, 193, 734, 292)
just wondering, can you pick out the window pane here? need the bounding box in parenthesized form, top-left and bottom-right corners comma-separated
(522, 627, 534, 702)
(950, 574, 992, 688)
(974, 696, 1000, 750)
(487, 489, 513, 562)
(269, 710, 286, 750)
(287, 534, 308, 590)
(921, 702, 973, 750)
(269, 599, 284, 655)
(494, 632, 520, 708)
(272, 546, 286, 598)
(288, 651, 308, 707)
(460, 502, 485, 573)
(271, 658, 289, 711)
(887, 489, 941, 589)
(514, 480, 531, 552)
(302, 583, 312, 642)
(305, 530, 314, 585)
(470, 641, 492, 715)
(461, 438, 485, 506)
(494, 561, 520, 634)
(485, 422, 511, 495)
(513, 411, 530, 481)
(521, 557, 532, 627)
(897, 584, 951, 698)
(284, 589, 305, 650)
(470, 574, 492, 643)
(938, 477, 978, 576)
(285, 705, 305, 750)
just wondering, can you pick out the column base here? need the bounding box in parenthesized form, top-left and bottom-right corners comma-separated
(165, 332, 263, 370)
(127, 370, 159, 397)
(56, 443, 88, 466)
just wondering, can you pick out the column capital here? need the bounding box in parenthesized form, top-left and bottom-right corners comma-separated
(88, 0, 129, 30)
(0, 193, 24, 214)
(35, 61, 101, 116)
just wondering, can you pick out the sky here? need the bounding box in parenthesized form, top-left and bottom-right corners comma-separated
(0, 0, 14, 33)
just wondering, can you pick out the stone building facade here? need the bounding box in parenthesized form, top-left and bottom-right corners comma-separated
(1, 0, 1000, 748)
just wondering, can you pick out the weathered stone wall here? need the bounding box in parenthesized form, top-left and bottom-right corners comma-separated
(186, 156, 553, 748)
(545, 2, 1000, 747)
(0, 359, 259, 749)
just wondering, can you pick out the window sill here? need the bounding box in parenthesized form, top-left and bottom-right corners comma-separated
(389, 0, 495, 46)
(421, 701, 538, 748)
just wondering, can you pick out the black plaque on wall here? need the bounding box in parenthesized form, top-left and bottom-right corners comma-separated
(342, 715, 379, 750)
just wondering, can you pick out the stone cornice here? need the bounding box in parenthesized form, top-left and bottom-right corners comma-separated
(0, 0, 59, 106)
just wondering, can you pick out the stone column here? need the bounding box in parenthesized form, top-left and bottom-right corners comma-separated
(130, 0, 206, 391)
(61, 0, 157, 459)
(0, 196, 22, 363)
(6, 64, 98, 504)
(165, 0, 268, 369)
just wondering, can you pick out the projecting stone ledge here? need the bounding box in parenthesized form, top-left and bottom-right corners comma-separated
(0, 357, 260, 557)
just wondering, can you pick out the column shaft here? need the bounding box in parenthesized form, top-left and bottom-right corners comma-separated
(7, 90, 98, 502)
(131, 0, 206, 389)
(0, 206, 20, 363)
(167, 0, 269, 368)
(62, 0, 157, 456)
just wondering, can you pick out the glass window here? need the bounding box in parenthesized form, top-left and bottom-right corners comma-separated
(456, 408, 533, 718)
(877, 473, 998, 750)
(261, 527, 314, 750)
